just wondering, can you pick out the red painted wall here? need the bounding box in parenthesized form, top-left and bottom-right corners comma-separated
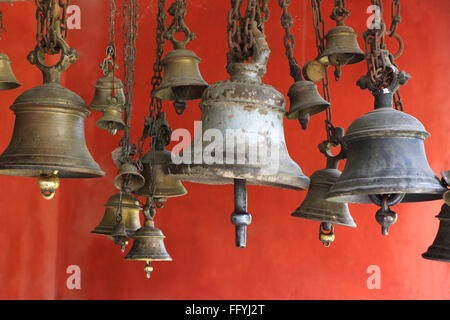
(0, 0, 448, 300)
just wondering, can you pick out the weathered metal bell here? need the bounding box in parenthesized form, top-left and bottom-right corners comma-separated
(125, 218, 172, 278)
(318, 25, 365, 67)
(96, 100, 126, 135)
(327, 93, 446, 204)
(286, 80, 330, 130)
(422, 191, 450, 262)
(0, 52, 21, 91)
(0, 80, 105, 197)
(168, 23, 309, 191)
(88, 71, 126, 112)
(91, 193, 142, 238)
(154, 48, 208, 103)
(113, 162, 145, 193)
(292, 168, 356, 228)
(134, 147, 187, 204)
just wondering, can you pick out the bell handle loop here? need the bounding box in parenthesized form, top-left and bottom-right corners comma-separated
(318, 126, 346, 166)
(27, 37, 78, 84)
(165, 24, 195, 50)
(369, 193, 405, 207)
(386, 30, 404, 60)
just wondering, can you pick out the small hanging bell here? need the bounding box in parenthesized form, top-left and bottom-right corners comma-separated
(88, 71, 126, 112)
(286, 80, 330, 130)
(113, 162, 145, 193)
(134, 146, 187, 206)
(154, 1, 208, 109)
(96, 97, 126, 135)
(125, 218, 172, 278)
(422, 191, 450, 262)
(302, 59, 326, 83)
(0, 52, 21, 91)
(91, 193, 142, 239)
(318, 24, 365, 68)
(111, 222, 129, 252)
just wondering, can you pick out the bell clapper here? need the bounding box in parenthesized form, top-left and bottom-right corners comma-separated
(173, 86, 189, 115)
(334, 65, 342, 81)
(298, 113, 311, 130)
(372, 195, 399, 236)
(144, 260, 153, 279)
(230, 179, 252, 248)
(37, 171, 60, 200)
(319, 222, 335, 247)
(108, 122, 118, 135)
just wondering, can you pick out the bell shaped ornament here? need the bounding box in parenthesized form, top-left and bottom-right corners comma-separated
(113, 162, 145, 193)
(286, 80, 330, 130)
(91, 193, 142, 238)
(422, 191, 450, 262)
(96, 97, 126, 135)
(0, 52, 21, 91)
(154, 48, 208, 103)
(327, 78, 446, 204)
(292, 167, 356, 228)
(125, 218, 172, 278)
(0, 42, 105, 199)
(134, 146, 187, 206)
(168, 23, 309, 191)
(318, 24, 365, 67)
(88, 71, 126, 112)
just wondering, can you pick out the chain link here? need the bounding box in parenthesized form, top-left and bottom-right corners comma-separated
(35, 0, 69, 55)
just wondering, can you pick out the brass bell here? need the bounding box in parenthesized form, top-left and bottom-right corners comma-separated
(113, 162, 145, 193)
(327, 96, 446, 204)
(154, 48, 208, 103)
(422, 191, 450, 262)
(0, 42, 105, 198)
(318, 24, 365, 67)
(125, 218, 172, 278)
(91, 192, 142, 239)
(112, 222, 129, 252)
(168, 22, 309, 191)
(88, 71, 126, 112)
(134, 146, 187, 205)
(286, 80, 330, 130)
(0, 52, 21, 91)
(96, 97, 126, 135)
(302, 59, 326, 83)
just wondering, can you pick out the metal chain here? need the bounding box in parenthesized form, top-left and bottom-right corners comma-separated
(278, 0, 302, 82)
(228, 0, 268, 61)
(0, 10, 6, 36)
(330, 0, 350, 25)
(100, 0, 117, 76)
(364, 0, 404, 110)
(121, 0, 139, 161)
(311, 0, 333, 141)
(35, 0, 69, 55)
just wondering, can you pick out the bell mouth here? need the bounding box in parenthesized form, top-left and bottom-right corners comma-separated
(0, 166, 105, 179)
(167, 162, 310, 191)
(291, 209, 356, 228)
(327, 190, 445, 204)
(154, 84, 208, 101)
(422, 249, 450, 263)
(0, 81, 21, 91)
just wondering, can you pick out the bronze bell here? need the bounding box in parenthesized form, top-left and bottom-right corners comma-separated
(0, 52, 21, 91)
(125, 218, 172, 278)
(422, 190, 450, 262)
(88, 71, 126, 112)
(168, 22, 310, 191)
(134, 146, 187, 206)
(302, 59, 326, 83)
(0, 41, 105, 199)
(286, 80, 330, 130)
(113, 162, 145, 193)
(91, 193, 142, 239)
(96, 97, 126, 135)
(327, 97, 446, 204)
(318, 24, 365, 67)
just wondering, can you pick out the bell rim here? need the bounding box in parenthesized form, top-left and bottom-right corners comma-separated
(291, 209, 357, 228)
(0, 164, 105, 179)
(124, 256, 173, 262)
(0, 81, 21, 91)
(422, 249, 450, 262)
(167, 163, 310, 191)
(154, 83, 208, 101)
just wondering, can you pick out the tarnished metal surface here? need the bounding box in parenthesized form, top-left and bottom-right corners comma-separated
(0, 52, 21, 91)
(292, 168, 356, 227)
(327, 107, 446, 203)
(168, 22, 309, 191)
(422, 198, 450, 263)
(88, 72, 126, 112)
(134, 147, 187, 199)
(91, 193, 142, 238)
